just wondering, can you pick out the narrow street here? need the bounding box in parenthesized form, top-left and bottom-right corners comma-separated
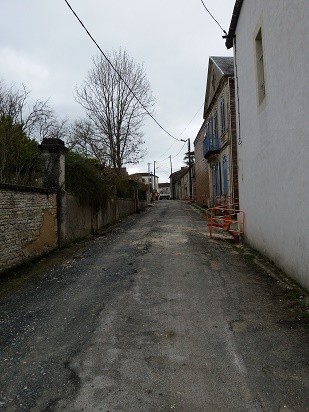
(0, 200, 308, 412)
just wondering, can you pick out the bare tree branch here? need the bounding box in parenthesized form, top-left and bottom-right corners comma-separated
(0, 80, 68, 184)
(0, 80, 66, 142)
(75, 49, 155, 172)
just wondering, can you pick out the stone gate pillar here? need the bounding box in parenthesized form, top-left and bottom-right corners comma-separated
(39, 138, 68, 247)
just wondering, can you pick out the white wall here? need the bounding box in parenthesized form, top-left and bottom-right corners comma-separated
(235, 0, 309, 289)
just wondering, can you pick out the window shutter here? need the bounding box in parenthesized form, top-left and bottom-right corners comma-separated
(222, 156, 229, 195)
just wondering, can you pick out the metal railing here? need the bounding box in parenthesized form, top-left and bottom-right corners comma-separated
(203, 135, 220, 158)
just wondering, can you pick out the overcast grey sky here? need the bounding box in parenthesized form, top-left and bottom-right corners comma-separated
(1, 0, 234, 182)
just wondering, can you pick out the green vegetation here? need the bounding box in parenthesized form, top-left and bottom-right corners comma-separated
(65, 151, 111, 207)
(115, 177, 147, 200)
(65, 151, 147, 207)
(0, 115, 41, 185)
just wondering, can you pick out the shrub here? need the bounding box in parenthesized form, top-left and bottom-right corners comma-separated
(114, 177, 147, 201)
(0, 115, 41, 185)
(65, 152, 111, 207)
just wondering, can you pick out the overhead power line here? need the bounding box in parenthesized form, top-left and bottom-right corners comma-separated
(64, 0, 183, 142)
(172, 141, 187, 159)
(156, 155, 173, 163)
(177, 103, 203, 139)
(158, 103, 203, 159)
(200, 0, 227, 35)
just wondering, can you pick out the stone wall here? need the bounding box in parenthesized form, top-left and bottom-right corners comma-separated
(0, 185, 57, 272)
(65, 195, 146, 244)
(0, 183, 147, 274)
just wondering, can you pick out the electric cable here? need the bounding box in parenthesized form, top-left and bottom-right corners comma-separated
(64, 0, 183, 142)
(158, 103, 203, 159)
(200, 0, 227, 35)
(157, 141, 177, 159)
(172, 141, 187, 159)
(177, 103, 203, 139)
(156, 155, 173, 163)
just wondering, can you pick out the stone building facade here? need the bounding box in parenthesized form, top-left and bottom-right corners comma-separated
(194, 56, 238, 207)
(171, 167, 192, 200)
(194, 121, 210, 207)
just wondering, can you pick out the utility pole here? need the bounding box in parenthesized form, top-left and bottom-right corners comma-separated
(153, 160, 156, 192)
(169, 155, 173, 199)
(147, 162, 151, 201)
(188, 138, 193, 200)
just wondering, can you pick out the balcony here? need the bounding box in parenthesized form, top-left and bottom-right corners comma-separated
(203, 135, 220, 159)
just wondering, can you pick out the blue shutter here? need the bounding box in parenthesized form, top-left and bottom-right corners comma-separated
(212, 165, 216, 203)
(214, 111, 218, 139)
(210, 117, 213, 147)
(217, 162, 222, 195)
(222, 156, 228, 195)
(220, 98, 226, 132)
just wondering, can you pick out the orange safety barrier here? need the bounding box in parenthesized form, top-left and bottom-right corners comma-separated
(206, 205, 244, 242)
(213, 195, 239, 209)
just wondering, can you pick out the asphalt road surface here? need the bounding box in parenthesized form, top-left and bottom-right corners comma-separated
(0, 200, 308, 412)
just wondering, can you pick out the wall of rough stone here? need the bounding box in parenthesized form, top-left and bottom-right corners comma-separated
(0, 184, 147, 274)
(0, 185, 57, 273)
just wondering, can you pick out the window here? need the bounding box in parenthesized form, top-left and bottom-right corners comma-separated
(209, 117, 213, 137)
(217, 162, 222, 195)
(212, 165, 216, 200)
(209, 117, 214, 145)
(212, 162, 222, 201)
(214, 111, 218, 139)
(205, 121, 209, 139)
(256, 28, 265, 103)
(220, 97, 226, 133)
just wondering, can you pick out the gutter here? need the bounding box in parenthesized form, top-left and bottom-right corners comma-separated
(225, 0, 244, 49)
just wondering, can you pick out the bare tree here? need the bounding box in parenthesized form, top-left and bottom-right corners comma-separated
(75, 49, 155, 172)
(0, 80, 67, 141)
(0, 80, 67, 184)
(36, 111, 68, 141)
(67, 118, 107, 165)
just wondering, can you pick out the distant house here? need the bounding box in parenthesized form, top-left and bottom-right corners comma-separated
(195, 56, 238, 207)
(194, 121, 210, 207)
(225, 0, 309, 289)
(170, 167, 192, 200)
